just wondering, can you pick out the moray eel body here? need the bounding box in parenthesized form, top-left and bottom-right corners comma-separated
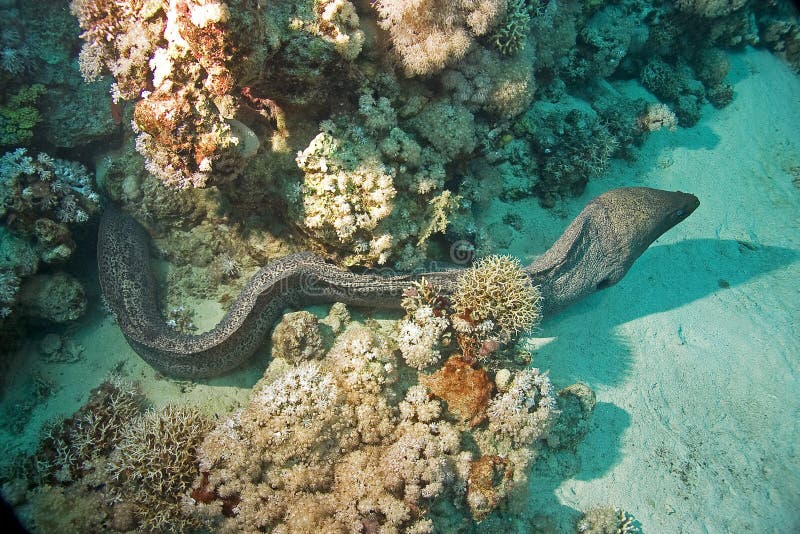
(98, 187, 698, 378)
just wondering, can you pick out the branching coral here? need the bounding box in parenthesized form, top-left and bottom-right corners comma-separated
(492, 0, 530, 56)
(451, 254, 542, 358)
(31, 376, 145, 484)
(0, 84, 45, 147)
(0, 148, 99, 230)
(577, 506, 641, 534)
(106, 405, 214, 532)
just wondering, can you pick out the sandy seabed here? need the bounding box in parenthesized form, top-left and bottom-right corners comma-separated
(2, 47, 799, 532)
(497, 47, 800, 532)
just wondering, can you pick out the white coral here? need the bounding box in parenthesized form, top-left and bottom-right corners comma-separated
(486, 368, 558, 448)
(397, 305, 449, 370)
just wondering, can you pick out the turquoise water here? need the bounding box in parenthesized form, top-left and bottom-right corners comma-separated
(2, 1, 800, 532)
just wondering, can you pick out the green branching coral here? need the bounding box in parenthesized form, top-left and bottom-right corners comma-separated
(0, 84, 46, 147)
(452, 255, 542, 357)
(492, 0, 531, 56)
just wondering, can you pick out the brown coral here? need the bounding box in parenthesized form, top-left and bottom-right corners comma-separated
(420, 354, 494, 427)
(466, 455, 512, 522)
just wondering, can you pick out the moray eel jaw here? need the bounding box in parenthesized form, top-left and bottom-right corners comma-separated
(528, 187, 699, 315)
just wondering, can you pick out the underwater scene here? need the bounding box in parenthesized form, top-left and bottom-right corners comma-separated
(1, 0, 799, 532)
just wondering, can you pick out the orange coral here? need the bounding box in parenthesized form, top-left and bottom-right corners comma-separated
(420, 355, 494, 427)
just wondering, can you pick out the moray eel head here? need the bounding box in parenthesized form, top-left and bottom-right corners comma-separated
(594, 187, 700, 289)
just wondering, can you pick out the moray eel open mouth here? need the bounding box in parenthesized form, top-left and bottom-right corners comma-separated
(99, 187, 698, 378)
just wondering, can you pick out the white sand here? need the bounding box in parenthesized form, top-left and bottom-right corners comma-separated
(495, 48, 800, 531)
(2, 47, 798, 532)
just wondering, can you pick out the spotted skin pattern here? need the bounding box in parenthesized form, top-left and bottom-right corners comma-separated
(98, 187, 698, 378)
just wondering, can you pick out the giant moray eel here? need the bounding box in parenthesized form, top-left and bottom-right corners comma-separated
(98, 187, 699, 378)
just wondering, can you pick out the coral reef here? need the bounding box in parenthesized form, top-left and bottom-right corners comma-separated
(5, 376, 218, 533)
(189, 292, 564, 529)
(576, 506, 641, 534)
(451, 255, 542, 359)
(676, 0, 748, 19)
(52, 0, 800, 273)
(17, 272, 87, 323)
(106, 405, 214, 532)
(0, 84, 45, 147)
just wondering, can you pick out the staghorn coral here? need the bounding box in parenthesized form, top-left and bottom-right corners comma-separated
(106, 405, 214, 532)
(451, 254, 542, 359)
(16, 377, 220, 533)
(512, 102, 621, 206)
